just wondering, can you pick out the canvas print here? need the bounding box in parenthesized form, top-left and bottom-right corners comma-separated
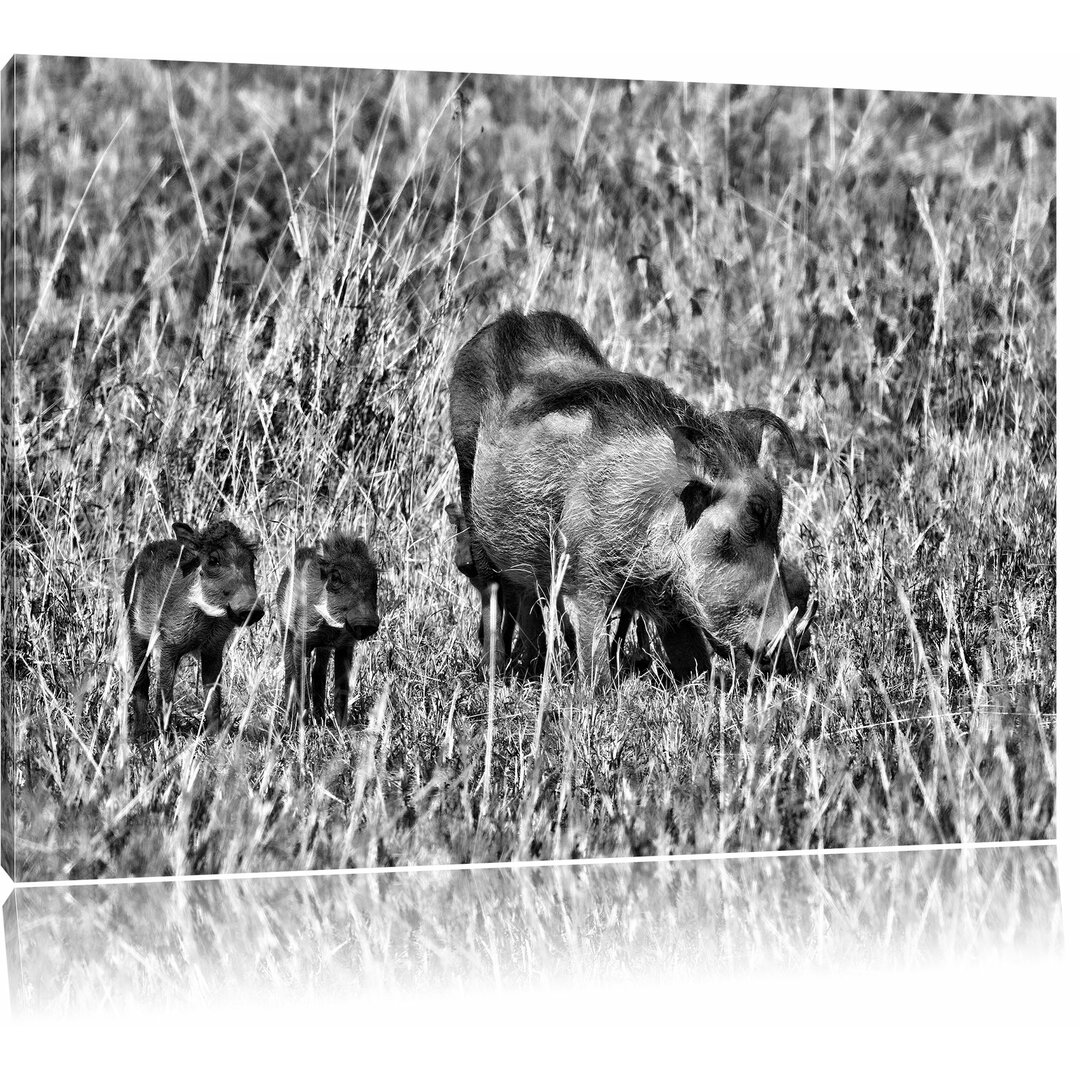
(1, 58, 1056, 880)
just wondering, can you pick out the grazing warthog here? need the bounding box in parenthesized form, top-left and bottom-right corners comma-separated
(276, 532, 379, 725)
(471, 361, 814, 688)
(449, 310, 607, 671)
(123, 520, 265, 737)
(450, 309, 815, 681)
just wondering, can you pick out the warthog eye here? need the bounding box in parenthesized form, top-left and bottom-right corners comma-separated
(327, 569, 341, 589)
(715, 532, 737, 561)
(207, 551, 221, 569)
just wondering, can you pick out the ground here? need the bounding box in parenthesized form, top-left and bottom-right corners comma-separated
(2, 60, 1056, 878)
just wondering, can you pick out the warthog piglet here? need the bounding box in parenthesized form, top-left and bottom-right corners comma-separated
(123, 520, 265, 736)
(276, 531, 379, 725)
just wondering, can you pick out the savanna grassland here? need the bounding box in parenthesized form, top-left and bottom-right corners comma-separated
(1, 59, 1056, 880)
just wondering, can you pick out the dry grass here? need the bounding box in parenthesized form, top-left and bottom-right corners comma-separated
(1, 60, 1056, 879)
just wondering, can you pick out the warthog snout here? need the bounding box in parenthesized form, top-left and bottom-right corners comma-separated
(228, 599, 266, 627)
(742, 618, 815, 676)
(226, 579, 265, 626)
(346, 614, 379, 640)
(726, 557, 816, 677)
(760, 559, 816, 672)
(741, 631, 800, 677)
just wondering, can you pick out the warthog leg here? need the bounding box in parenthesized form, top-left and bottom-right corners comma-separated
(568, 592, 614, 691)
(609, 609, 654, 678)
(479, 581, 506, 672)
(282, 632, 308, 723)
(334, 643, 354, 726)
(157, 647, 180, 728)
(513, 588, 547, 676)
(128, 631, 153, 737)
(310, 649, 329, 723)
(200, 646, 224, 729)
(658, 617, 713, 683)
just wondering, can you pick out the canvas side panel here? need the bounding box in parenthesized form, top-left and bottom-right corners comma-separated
(1, 54, 18, 883)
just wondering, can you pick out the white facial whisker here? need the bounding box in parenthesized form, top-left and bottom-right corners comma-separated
(191, 577, 227, 618)
(315, 598, 345, 628)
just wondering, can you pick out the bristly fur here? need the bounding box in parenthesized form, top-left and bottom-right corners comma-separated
(483, 309, 608, 395)
(514, 368, 796, 467)
(200, 519, 259, 555)
(317, 530, 374, 567)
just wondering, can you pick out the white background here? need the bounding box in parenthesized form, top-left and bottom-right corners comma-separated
(1, 4, 1075, 1073)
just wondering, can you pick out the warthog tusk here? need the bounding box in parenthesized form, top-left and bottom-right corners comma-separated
(795, 597, 819, 639)
(766, 605, 801, 655)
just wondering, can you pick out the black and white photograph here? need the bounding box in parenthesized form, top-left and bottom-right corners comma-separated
(0, 8, 1073, 1065)
(1, 52, 1058, 879)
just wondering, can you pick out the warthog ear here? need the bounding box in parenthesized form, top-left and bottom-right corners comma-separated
(172, 522, 201, 573)
(757, 426, 795, 484)
(669, 426, 701, 471)
(314, 540, 329, 579)
(680, 479, 719, 528)
(173, 521, 199, 546)
(729, 408, 798, 483)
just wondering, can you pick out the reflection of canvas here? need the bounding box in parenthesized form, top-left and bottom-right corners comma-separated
(2, 58, 1056, 880)
(4, 847, 1063, 1014)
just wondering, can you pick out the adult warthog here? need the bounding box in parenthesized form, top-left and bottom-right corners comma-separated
(450, 310, 814, 682)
